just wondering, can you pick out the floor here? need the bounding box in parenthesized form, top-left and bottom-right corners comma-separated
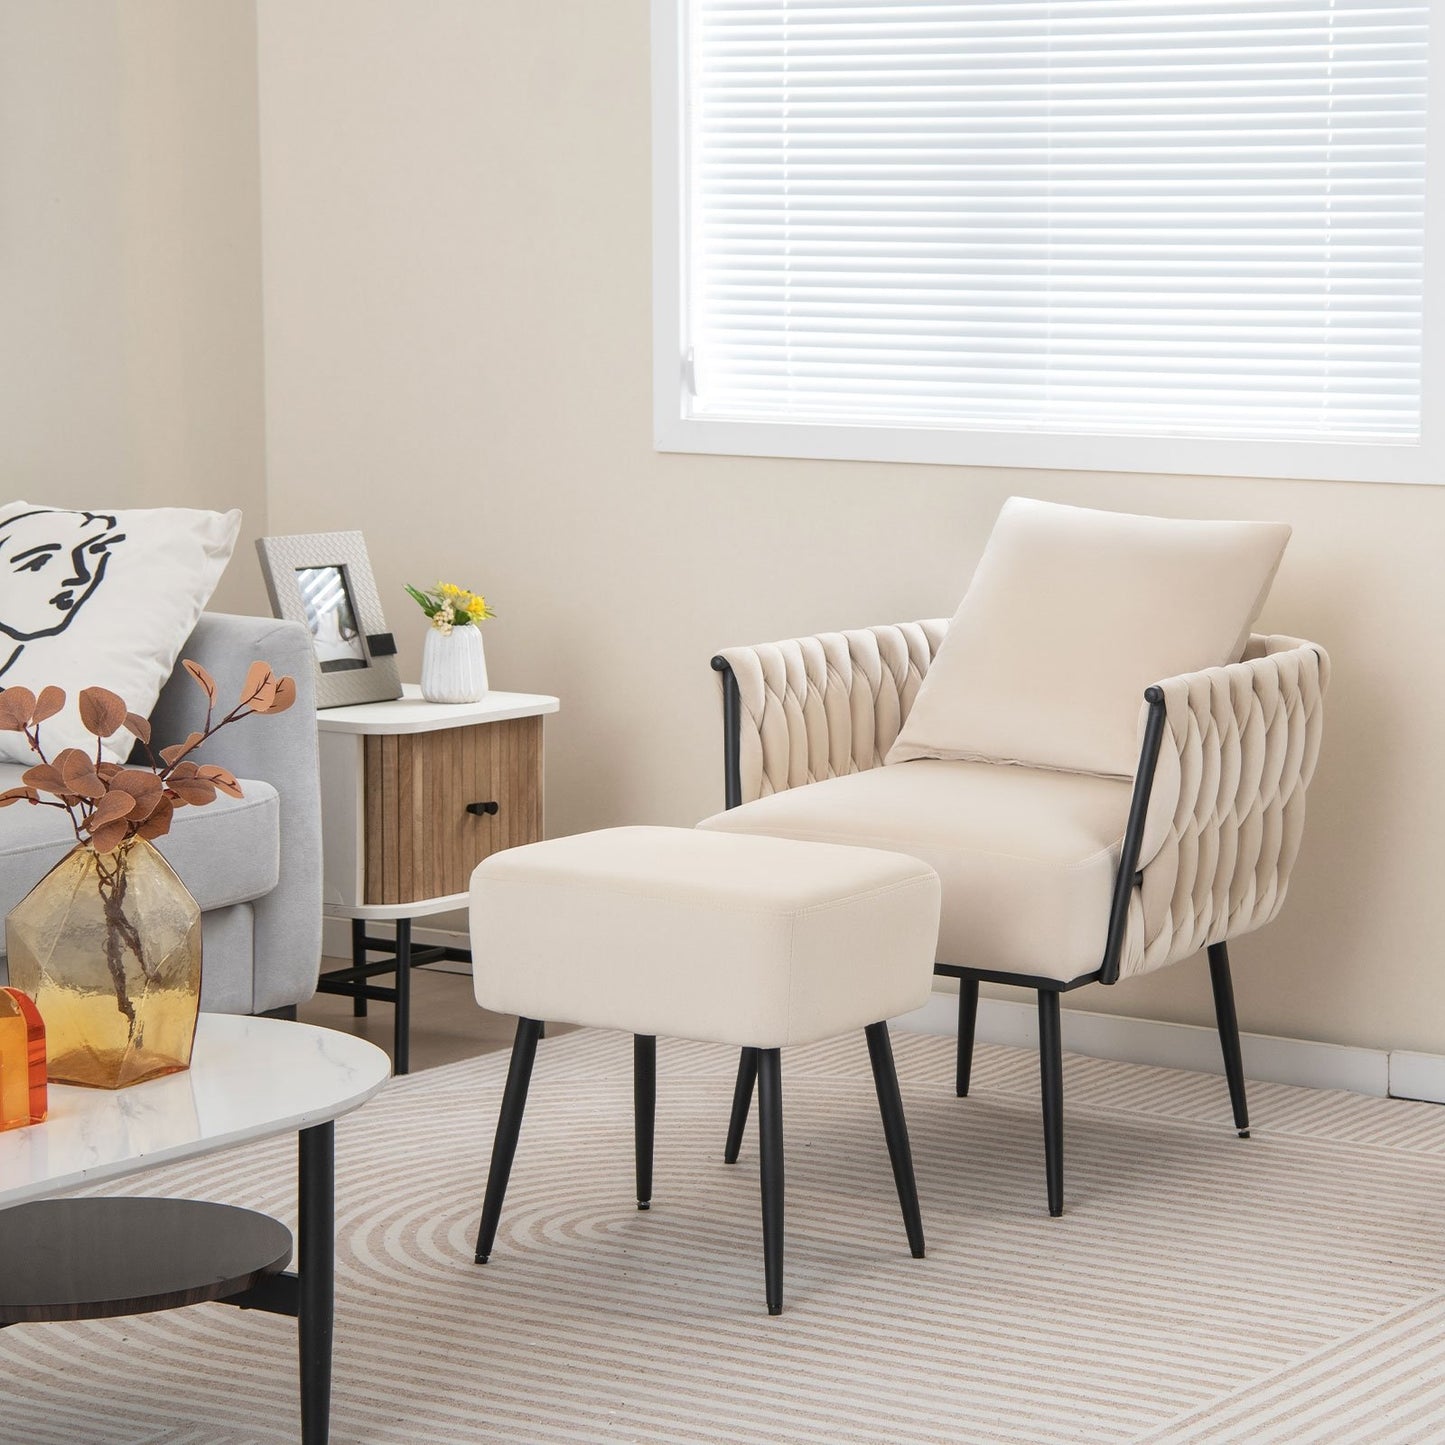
(299, 958, 574, 1071)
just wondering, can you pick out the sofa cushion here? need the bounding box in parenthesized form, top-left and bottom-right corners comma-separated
(699, 759, 1135, 984)
(0, 764, 280, 922)
(885, 497, 1291, 778)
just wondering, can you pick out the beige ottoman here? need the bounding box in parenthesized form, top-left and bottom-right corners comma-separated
(468, 826, 942, 1314)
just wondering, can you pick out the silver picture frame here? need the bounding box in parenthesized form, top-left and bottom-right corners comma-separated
(256, 531, 403, 708)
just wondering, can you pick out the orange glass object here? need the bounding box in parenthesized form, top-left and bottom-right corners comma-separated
(0, 986, 47, 1129)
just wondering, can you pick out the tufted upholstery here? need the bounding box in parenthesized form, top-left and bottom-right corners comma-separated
(1122, 635, 1329, 979)
(714, 623, 1328, 983)
(714, 621, 948, 806)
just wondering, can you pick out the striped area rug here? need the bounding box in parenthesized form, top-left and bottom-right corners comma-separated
(4, 1028, 1445, 1444)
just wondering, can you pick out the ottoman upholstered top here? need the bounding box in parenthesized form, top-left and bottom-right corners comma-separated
(469, 826, 941, 1048)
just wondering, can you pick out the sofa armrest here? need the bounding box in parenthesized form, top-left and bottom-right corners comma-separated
(1114, 634, 1330, 981)
(149, 613, 323, 1012)
(711, 620, 948, 808)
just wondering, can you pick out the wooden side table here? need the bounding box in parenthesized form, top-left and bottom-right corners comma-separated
(316, 685, 559, 1072)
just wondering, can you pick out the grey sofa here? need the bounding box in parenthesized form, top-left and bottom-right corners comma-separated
(0, 613, 323, 1015)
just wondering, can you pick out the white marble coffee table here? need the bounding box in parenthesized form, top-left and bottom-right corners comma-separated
(0, 1013, 390, 1444)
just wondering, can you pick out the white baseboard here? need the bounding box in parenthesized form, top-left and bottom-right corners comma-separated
(895, 989, 1445, 1104)
(322, 917, 1445, 1106)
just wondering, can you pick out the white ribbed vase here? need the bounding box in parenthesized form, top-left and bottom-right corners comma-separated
(420, 625, 489, 703)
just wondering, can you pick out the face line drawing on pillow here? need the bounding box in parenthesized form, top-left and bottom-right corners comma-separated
(0, 509, 127, 679)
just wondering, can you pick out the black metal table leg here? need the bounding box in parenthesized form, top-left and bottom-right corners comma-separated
(298, 1121, 335, 1445)
(393, 918, 412, 1076)
(351, 918, 368, 1018)
(634, 1035, 656, 1210)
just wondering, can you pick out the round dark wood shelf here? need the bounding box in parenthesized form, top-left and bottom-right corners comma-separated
(0, 1197, 293, 1325)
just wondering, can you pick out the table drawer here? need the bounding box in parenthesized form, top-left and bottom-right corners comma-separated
(362, 716, 542, 906)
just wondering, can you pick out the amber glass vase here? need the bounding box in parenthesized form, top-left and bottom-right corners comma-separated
(5, 839, 201, 1089)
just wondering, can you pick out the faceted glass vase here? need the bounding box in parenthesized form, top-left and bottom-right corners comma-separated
(5, 839, 201, 1089)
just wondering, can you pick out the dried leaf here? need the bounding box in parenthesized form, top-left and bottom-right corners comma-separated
(241, 661, 279, 713)
(54, 747, 106, 800)
(108, 768, 164, 820)
(20, 763, 65, 796)
(124, 712, 151, 745)
(167, 761, 200, 781)
(168, 775, 217, 807)
(0, 786, 36, 807)
(268, 676, 297, 715)
(0, 688, 37, 732)
(197, 763, 244, 799)
(159, 732, 204, 767)
(86, 791, 135, 829)
(182, 659, 217, 704)
(136, 796, 174, 840)
(31, 686, 65, 723)
(78, 687, 127, 738)
(86, 819, 130, 854)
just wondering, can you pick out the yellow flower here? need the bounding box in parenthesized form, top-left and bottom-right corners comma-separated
(438, 582, 461, 598)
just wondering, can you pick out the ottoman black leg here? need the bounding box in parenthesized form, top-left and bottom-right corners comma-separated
(864, 1022, 925, 1259)
(757, 1048, 784, 1315)
(724, 1047, 758, 1164)
(634, 1034, 656, 1210)
(475, 1017, 543, 1263)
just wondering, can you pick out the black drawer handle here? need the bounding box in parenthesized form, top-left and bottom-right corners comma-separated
(466, 801, 500, 817)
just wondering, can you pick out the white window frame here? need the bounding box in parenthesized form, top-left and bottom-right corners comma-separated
(651, 0, 1445, 486)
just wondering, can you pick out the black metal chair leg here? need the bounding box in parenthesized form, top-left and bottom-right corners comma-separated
(475, 1017, 544, 1263)
(1038, 989, 1064, 1218)
(350, 918, 368, 1018)
(392, 918, 412, 1075)
(955, 979, 980, 1097)
(724, 1047, 758, 1164)
(756, 1048, 784, 1315)
(634, 1035, 656, 1209)
(864, 1022, 925, 1258)
(1208, 941, 1251, 1138)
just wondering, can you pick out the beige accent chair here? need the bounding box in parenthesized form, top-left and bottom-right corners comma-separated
(700, 508, 1329, 1217)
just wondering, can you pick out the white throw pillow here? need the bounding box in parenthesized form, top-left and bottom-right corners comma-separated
(0, 502, 241, 765)
(886, 498, 1291, 778)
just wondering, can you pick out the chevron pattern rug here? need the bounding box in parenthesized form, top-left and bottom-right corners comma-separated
(4, 1028, 1445, 1444)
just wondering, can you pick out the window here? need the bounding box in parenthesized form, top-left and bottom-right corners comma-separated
(653, 0, 1439, 483)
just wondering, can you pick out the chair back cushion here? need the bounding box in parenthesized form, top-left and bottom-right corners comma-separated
(886, 498, 1291, 778)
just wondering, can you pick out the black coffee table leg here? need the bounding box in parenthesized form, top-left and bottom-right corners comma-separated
(299, 1121, 335, 1445)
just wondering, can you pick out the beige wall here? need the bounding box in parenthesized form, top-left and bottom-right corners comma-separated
(0, 0, 269, 613)
(253, 1, 1445, 1052)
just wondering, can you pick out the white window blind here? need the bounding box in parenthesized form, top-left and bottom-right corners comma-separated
(674, 0, 1431, 458)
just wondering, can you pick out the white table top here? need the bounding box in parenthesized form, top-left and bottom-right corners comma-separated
(0, 1015, 391, 1209)
(316, 684, 559, 736)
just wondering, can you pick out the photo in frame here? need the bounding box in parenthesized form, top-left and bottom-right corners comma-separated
(256, 531, 403, 708)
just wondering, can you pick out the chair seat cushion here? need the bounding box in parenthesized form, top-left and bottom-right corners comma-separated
(0, 763, 280, 919)
(698, 760, 1134, 984)
(469, 826, 941, 1048)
